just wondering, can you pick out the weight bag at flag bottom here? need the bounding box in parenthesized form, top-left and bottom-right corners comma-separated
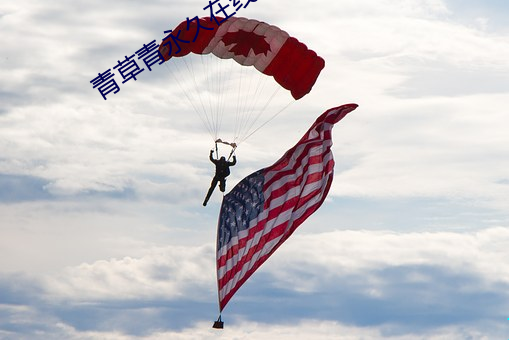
(215, 103, 358, 315)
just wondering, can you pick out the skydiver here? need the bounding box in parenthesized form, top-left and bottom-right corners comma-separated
(203, 149, 236, 206)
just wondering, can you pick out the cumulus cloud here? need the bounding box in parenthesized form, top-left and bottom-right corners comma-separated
(2, 0, 508, 210)
(28, 319, 504, 340)
(267, 227, 509, 289)
(241, 0, 509, 214)
(0, 227, 499, 338)
(1, 223, 508, 338)
(1, 0, 508, 338)
(44, 245, 216, 302)
(29, 211, 509, 314)
(330, 93, 509, 210)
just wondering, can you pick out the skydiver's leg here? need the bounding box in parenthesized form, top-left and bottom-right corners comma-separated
(203, 178, 219, 206)
(219, 178, 226, 192)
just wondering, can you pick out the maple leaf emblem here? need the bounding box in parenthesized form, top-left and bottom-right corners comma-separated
(222, 30, 271, 57)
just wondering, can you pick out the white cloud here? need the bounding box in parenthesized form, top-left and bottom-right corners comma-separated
(11, 318, 504, 340)
(1, 0, 508, 338)
(2, 0, 508, 210)
(329, 93, 509, 210)
(266, 227, 509, 292)
(143, 320, 502, 340)
(1, 225, 507, 338)
(44, 244, 216, 302)
(0, 200, 218, 275)
(36, 227, 509, 317)
(241, 0, 509, 214)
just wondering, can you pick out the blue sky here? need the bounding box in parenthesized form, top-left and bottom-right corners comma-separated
(1, 0, 509, 339)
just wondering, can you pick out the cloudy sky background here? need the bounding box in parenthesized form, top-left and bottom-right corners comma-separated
(1, 0, 508, 338)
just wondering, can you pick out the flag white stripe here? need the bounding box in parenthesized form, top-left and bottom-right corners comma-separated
(218, 184, 333, 298)
(218, 159, 334, 282)
(264, 151, 333, 195)
(217, 152, 333, 272)
(219, 233, 284, 298)
(264, 127, 333, 183)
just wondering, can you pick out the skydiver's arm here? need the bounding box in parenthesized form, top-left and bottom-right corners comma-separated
(229, 156, 237, 166)
(209, 150, 215, 162)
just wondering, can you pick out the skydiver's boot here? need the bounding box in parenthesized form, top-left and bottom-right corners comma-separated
(203, 189, 212, 206)
(203, 181, 217, 206)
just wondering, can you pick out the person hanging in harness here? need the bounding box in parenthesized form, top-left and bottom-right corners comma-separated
(203, 145, 237, 206)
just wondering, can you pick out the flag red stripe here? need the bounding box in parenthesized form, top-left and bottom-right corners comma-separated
(218, 197, 331, 310)
(216, 158, 333, 268)
(264, 136, 333, 187)
(265, 153, 331, 199)
(217, 177, 333, 289)
(218, 146, 334, 284)
(218, 219, 289, 288)
(218, 164, 334, 286)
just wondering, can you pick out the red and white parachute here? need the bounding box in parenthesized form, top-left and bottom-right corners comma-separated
(158, 17, 325, 147)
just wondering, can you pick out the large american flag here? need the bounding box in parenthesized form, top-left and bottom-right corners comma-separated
(216, 104, 358, 311)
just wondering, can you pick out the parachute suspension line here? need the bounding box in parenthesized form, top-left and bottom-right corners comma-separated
(240, 99, 295, 144)
(206, 54, 222, 140)
(236, 79, 289, 145)
(236, 66, 261, 143)
(227, 144, 237, 161)
(243, 82, 282, 135)
(211, 55, 221, 139)
(231, 64, 277, 146)
(215, 57, 234, 141)
(237, 68, 304, 143)
(237, 66, 253, 139)
(163, 61, 215, 141)
(166, 59, 214, 140)
(199, 54, 217, 140)
(236, 72, 273, 143)
(234, 63, 245, 143)
(181, 57, 217, 141)
(201, 55, 234, 142)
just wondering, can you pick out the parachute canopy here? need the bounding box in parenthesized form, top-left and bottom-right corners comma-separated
(158, 17, 326, 146)
(159, 16, 325, 100)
